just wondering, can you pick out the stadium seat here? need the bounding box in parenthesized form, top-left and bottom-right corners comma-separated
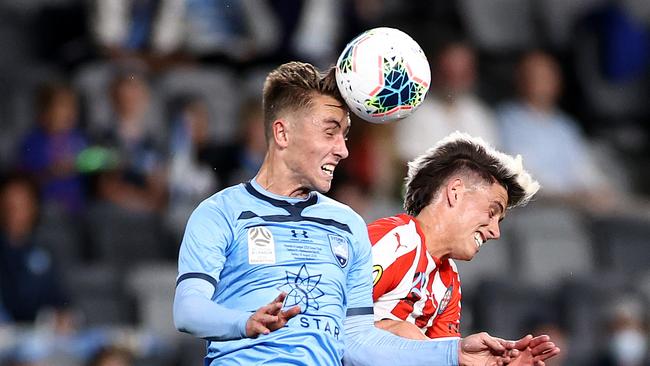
(471, 278, 554, 340)
(502, 203, 595, 288)
(63, 264, 133, 326)
(34, 203, 83, 269)
(557, 274, 635, 365)
(591, 215, 650, 274)
(86, 202, 165, 267)
(125, 261, 178, 337)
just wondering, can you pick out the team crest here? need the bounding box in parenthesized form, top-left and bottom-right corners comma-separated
(437, 285, 453, 315)
(328, 234, 349, 268)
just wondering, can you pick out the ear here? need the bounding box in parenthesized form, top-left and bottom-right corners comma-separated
(445, 178, 465, 207)
(272, 119, 289, 148)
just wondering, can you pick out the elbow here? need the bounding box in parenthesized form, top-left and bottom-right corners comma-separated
(173, 295, 199, 335)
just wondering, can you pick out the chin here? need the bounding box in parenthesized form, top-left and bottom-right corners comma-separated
(458, 247, 479, 261)
(313, 181, 332, 194)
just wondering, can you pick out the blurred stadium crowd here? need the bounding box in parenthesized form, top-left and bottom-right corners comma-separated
(0, 0, 649, 365)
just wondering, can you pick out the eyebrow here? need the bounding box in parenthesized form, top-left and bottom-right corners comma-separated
(492, 201, 506, 221)
(324, 118, 350, 135)
(325, 103, 345, 109)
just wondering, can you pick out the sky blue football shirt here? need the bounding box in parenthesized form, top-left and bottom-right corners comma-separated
(177, 179, 374, 365)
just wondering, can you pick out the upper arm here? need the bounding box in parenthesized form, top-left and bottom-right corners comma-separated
(177, 200, 234, 289)
(345, 214, 375, 313)
(370, 245, 402, 303)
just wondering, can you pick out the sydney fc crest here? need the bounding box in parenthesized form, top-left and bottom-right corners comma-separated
(328, 234, 349, 268)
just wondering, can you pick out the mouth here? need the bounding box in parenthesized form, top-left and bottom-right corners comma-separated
(321, 164, 336, 177)
(474, 232, 485, 250)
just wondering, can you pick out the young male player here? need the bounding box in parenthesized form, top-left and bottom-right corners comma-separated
(173, 62, 559, 365)
(370, 132, 539, 340)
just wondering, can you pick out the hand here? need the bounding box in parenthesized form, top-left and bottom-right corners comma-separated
(459, 332, 511, 366)
(245, 292, 301, 338)
(498, 334, 561, 366)
(375, 319, 429, 340)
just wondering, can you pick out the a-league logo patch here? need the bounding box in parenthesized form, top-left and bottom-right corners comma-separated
(328, 234, 349, 268)
(247, 226, 276, 264)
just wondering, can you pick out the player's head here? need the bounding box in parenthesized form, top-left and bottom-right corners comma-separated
(404, 132, 539, 260)
(262, 62, 350, 194)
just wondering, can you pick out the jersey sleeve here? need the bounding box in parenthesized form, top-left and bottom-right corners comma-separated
(345, 212, 375, 313)
(177, 198, 235, 286)
(367, 219, 407, 303)
(426, 260, 462, 339)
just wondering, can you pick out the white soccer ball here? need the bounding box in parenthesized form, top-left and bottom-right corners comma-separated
(336, 27, 431, 124)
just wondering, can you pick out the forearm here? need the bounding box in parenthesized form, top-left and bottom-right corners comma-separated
(173, 278, 251, 340)
(375, 319, 429, 340)
(344, 315, 459, 366)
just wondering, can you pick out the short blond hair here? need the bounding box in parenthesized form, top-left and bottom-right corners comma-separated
(262, 62, 344, 141)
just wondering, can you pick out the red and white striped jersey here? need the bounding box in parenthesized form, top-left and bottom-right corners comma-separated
(368, 214, 461, 339)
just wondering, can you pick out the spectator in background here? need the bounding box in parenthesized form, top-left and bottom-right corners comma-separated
(93, 70, 166, 213)
(166, 96, 219, 240)
(91, 0, 187, 70)
(204, 98, 266, 187)
(91, 0, 282, 67)
(86, 346, 134, 366)
(396, 41, 500, 162)
(496, 50, 619, 212)
(0, 175, 71, 327)
(336, 121, 402, 220)
(18, 82, 88, 214)
(593, 295, 650, 366)
(526, 314, 569, 366)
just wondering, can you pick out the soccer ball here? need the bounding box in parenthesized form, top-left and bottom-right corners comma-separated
(336, 27, 431, 124)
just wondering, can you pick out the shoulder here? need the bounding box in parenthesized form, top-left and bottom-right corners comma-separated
(190, 184, 247, 218)
(367, 214, 412, 244)
(315, 193, 366, 225)
(495, 101, 523, 117)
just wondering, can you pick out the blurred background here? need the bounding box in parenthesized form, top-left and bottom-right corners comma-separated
(0, 0, 649, 365)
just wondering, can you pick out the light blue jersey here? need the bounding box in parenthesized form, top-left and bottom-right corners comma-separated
(177, 179, 374, 365)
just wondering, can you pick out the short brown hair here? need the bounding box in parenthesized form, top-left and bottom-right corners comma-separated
(262, 62, 344, 141)
(404, 132, 539, 216)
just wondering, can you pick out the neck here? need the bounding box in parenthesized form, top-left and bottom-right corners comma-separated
(413, 207, 452, 260)
(255, 151, 310, 198)
(525, 98, 554, 113)
(6, 228, 29, 246)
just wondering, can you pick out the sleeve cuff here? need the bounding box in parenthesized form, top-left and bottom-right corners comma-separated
(236, 311, 252, 338)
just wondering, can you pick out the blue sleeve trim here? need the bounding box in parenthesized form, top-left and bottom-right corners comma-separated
(176, 272, 218, 290)
(346, 307, 374, 317)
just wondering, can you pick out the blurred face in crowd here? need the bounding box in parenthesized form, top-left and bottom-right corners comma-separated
(517, 52, 562, 110)
(184, 100, 211, 146)
(608, 304, 648, 365)
(42, 89, 78, 133)
(443, 178, 507, 261)
(0, 180, 38, 243)
(435, 43, 477, 98)
(112, 75, 150, 120)
(282, 94, 349, 195)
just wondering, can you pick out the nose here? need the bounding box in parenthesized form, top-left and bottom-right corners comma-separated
(487, 218, 501, 240)
(334, 134, 349, 160)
